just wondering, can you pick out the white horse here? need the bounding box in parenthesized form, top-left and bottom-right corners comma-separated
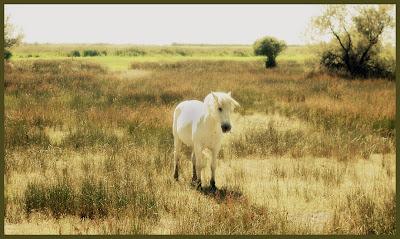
(172, 92, 240, 190)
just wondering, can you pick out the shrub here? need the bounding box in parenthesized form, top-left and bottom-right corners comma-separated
(4, 49, 12, 60)
(68, 50, 81, 57)
(5, 15, 23, 60)
(312, 5, 395, 79)
(253, 36, 287, 68)
(320, 50, 344, 72)
(115, 48, 146, 56)
(321, 47, 396, 79)
(83, 49, 101, 57)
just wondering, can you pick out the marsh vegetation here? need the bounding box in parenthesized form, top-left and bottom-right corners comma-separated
(4, 44, 395, 234)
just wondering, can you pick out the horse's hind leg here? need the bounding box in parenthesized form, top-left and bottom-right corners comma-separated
(173, 137, 182, 180)
(194, 144, 203, 189)
(191, 152, 197, 182)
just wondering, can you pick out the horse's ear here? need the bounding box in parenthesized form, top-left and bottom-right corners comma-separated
(211, 92, 219, 104)
(231, 98, 240, 108)
(227, 91, 231, 97)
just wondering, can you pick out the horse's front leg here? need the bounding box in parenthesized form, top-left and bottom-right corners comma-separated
(194, 144, 203, 189)
(191, 152, 197, 182)
(210, 147, 220, 191)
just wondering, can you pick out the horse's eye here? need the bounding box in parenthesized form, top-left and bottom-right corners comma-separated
(218, 107, 222, 112)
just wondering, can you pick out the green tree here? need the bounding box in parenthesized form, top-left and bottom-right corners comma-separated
(4, 15, 23, 60)
(253, 36, 287, 68)
(311, 5, 395, 78)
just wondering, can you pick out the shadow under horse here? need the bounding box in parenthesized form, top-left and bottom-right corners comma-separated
(198, 185, 244, 204)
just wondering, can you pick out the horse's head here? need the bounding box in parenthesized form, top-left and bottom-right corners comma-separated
(204, 91, 240, 133)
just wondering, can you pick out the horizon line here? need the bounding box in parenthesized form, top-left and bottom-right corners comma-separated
(19, 42, 307, 47)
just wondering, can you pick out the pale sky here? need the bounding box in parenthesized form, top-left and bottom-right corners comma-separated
(5, 4, 325, 45)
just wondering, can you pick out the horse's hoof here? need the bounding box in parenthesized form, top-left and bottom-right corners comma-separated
(210, 179, 216, 191)
(190, 180, 197, 187)
(209, 185, 217, 194)
(193, 180, 202, 190)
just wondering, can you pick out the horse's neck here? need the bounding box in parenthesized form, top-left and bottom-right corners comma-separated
(203, 110, 219, 129)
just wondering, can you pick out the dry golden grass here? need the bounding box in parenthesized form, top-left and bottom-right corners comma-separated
(4, 54, 395, 235)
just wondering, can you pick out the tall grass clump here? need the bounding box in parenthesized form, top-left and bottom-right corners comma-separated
(61, 125, 120, 149)
(24, 182, 48, 214)
(47, 182, 75, 218)
(5, 119, 50, 149)
(78, 178, 110, 219)
(330, 188, 395, 234)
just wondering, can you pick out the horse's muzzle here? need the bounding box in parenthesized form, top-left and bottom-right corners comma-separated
(221, 123, 231, 133)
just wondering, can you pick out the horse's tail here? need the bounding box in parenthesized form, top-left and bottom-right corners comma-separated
(172, 105, 182, 180)
(172, 105, 181, 137)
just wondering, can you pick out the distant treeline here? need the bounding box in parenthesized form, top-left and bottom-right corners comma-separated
(13, 44, 258, 57)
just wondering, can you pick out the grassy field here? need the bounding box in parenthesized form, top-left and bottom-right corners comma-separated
(4, 44, 396, 235)
(10, 43, 314, 70)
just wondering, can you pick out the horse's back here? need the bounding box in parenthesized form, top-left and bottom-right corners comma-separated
(173, 100, 205, 146)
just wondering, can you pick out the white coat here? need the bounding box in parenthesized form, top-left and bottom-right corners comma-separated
(172, 92, 240, 189)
